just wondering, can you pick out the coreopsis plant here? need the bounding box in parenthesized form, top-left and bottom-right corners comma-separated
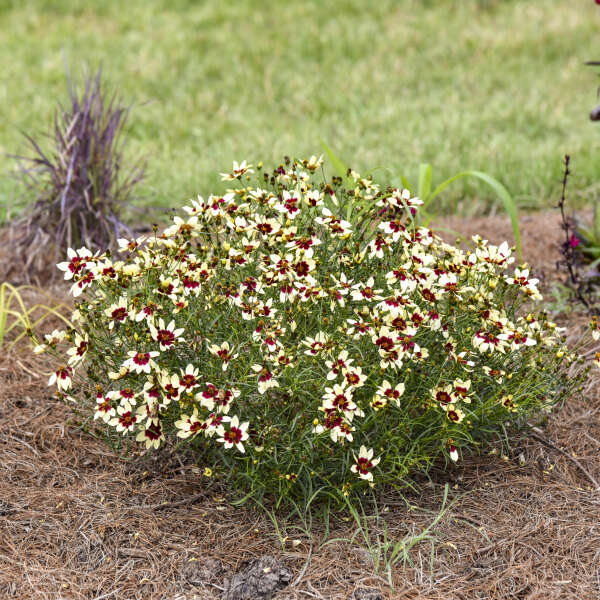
(39, 156, 592, 508)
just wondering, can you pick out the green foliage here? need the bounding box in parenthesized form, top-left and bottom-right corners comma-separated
(573, 200, 600, 269)
(320, 142, 522, 258)
(42, 157, 588, 512)
(323, 485, 452, 588)
(0, 282, 72, 349)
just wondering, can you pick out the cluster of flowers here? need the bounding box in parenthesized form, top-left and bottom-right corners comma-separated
(38, 156, 592, 500)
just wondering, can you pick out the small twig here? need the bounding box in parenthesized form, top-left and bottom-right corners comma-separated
(582, 431, 600, 447)
(122, 492, 206, 512)
(15, 359, 41, 379)
(291, 545, 312, 587)
(16, 406, 52, 427)
(304, 581, 326, 599)
(117, 548, 148, 559)
(91, 590, 120, 600)
(299, 590, 323, 599)
(207, 582, 226, 592)
(0, 433, 40, 457)
(581, 344, 600, 358)
(530, 429, 600, 491)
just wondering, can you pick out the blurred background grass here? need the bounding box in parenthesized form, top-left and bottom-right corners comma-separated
(1, 0, 599, 219)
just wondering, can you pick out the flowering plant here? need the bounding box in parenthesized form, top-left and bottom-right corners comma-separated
(38, 156, 591, 507)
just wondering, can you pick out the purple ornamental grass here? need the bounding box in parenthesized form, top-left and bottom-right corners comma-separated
(10, 69, 145, 279)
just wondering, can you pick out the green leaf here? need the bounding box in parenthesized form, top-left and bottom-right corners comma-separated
(425, 170, 521, 260)
(319, 139, 348, 182)
(594, 200, 600, 242)
(319, 139, 357, 220)
(580, 246, 600, 259)
(400, 175, 412, 193)
(417, 163, 432, 203)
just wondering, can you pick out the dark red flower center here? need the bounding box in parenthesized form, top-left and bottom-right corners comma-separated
(157, 330, 175, 346)
(133, 352, 150, 365)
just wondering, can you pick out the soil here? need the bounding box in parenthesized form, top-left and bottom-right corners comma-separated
(1, 212, 599, 600)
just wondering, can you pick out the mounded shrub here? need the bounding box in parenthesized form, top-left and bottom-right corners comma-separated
(39, 156, 591, 507)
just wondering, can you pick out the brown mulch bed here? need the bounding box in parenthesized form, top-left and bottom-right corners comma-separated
(1, 212, 600, 599)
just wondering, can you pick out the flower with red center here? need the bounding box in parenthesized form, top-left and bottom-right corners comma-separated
(453, 378, 472, 403)
(501, 394, 517, 411)
(136, 421, 164, 449)
(350, 446, 380, 481)
(373, 380, 405, 409)
(482, 366, 505, 383)
(179, 364, 200, 391)
(117, 236, 147, 252)
(104, 297, 130, 329)
(102, 265, 117, 279)
(275, 191, 300, 219)
(286, 235, 320, 258)
(66, 333, 89, 365)
(142, 381, 161, 402)
(444, 406, 465, 423)
(343, 366, 367, 389)
(379, 218, 406, 242)
(124, 350, 160, 374)
(57, 247, 92, 280)
(71, 270, 95, 297)
(216, 415, 249, 452)
(325, 351, 352, 380)
(150, 318, 185, 351)
(183, 276, 201, 292)
(472, 330, 507, 354)
(243, 276, 259, 291)
(293, 260, 312, 278)
(302, 332, 328, 356)
(374, 334, 395, 352)
(175, 409, 205, 439)
(350, 277, 383, 302)
(321, 384, 363, 419)
(109, 402, 137, 433)
(433, 385, 453, 405)
(119, 388, 137, 402)
(257, 299, 276, 318)
(94, 393, 115, 422)
(251, 364, 280, 395)
(48, 365, 73, 391)
(208, 341, 239, 371)
(220, 160, 254, 181)
(420, 288, 437, 303)
(134, 301, 160, 324)
(214, 388, 240, 414)
(499, 330, 536, 348)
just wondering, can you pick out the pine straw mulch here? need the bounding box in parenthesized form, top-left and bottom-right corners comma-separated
(1, 211, 600, 600)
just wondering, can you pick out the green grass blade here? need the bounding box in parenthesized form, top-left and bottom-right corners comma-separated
(427, 171, 521, 259)
(319, 139, 348, 182)
(468, 171, 521, 259)
(594, 200, 600, 242)
(417, 163, 432, 203)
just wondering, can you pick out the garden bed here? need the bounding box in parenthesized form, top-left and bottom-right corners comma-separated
(1, 212, 599, 600)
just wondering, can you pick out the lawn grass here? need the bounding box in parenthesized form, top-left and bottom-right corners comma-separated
(1, 0, 599, 221)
